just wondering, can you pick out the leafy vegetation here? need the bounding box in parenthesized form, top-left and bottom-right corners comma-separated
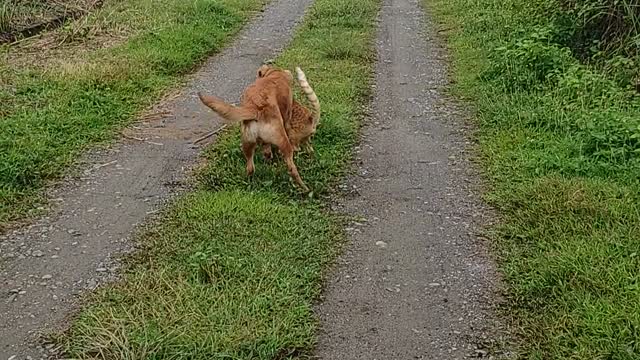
(426, 0, 640, 357)
(59, 0, 379, 357)
(0, 0, 268, 228)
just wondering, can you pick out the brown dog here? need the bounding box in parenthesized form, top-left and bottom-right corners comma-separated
(261, 66, 321, 160)
(197, 65, 309, 192)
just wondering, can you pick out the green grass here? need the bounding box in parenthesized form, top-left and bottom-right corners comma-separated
(425, 0, 640, 358)
(59, 0, 379, 358)
(0, 0, 268, 228)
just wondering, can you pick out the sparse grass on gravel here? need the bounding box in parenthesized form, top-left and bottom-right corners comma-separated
(0, 0, 267, 228)
(426, 0, 640, 358)
(59, 0, 379, 358)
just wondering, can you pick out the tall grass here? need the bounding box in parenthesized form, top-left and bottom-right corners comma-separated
(0, 1, 13, 33)
(558, 0, 640, 57)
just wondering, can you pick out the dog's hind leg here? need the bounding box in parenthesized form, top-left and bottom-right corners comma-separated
(274, 130, 308, 192)
(242, 141, 257, 176)
(262, 143, 273, 162)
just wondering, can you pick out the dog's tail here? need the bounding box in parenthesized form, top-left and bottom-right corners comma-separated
(295, 67, 320, 128)
(197, 92, 256, 123)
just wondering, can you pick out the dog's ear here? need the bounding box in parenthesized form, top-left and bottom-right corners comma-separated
(257, 64, 270, 78)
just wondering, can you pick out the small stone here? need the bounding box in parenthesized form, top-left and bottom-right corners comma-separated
(375, 241, 388, 248)
(41, 274, 52, 280)
(8, 355, 17, 360)
(18, 290, 26, 295)
(96, 268, 107, 272)
(428, 282, 441, 287)
(32, 250, 44, 257)
(475, 349, 488, 357)
(86, 279, 97, 289)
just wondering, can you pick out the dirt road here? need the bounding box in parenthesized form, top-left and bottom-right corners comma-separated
(0, 0, 313, 357)
(315, 0, 504, 358)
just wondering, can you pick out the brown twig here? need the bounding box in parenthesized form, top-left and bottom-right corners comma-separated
(93, 159, 117, 170)
(193, 125, 228, 144)
(121, 133, 143, 141)
(140, 110, 171, 121)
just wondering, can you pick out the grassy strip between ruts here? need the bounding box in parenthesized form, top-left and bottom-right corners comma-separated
(58, 0, 379, 358)
(0, 0, 268, 228)
(425, 0, 640, 358)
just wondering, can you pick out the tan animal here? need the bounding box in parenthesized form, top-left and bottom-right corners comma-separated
(197, 65, 308, 192)
(261, 66, 321, 161)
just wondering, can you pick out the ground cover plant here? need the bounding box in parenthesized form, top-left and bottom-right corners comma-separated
(57, 0, 379, 357)
(426, 0, 640, 358)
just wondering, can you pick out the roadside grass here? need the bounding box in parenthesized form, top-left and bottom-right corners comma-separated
(426, 0, 640, 358)
(59, 0, 379, 358)
(0, 0, 267, 229)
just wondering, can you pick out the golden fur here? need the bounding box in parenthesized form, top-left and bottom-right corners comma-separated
(197, 65, 308, 192)
(260, 66, 321, 161)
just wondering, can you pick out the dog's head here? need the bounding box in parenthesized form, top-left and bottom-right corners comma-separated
(257, 64, 293, 82)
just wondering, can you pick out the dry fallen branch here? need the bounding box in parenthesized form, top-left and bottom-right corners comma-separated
(193, 125, 228, 144)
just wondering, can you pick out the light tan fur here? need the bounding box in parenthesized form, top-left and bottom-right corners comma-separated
(260, 66, 321, 162)
(197, 65, 308, 192)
